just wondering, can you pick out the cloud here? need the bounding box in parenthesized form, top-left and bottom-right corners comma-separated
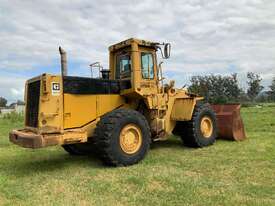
(0, 75, 25, 103)
(0, 0, 275, 101)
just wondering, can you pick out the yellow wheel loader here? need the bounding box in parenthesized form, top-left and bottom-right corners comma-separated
(9, 38, 245, 166)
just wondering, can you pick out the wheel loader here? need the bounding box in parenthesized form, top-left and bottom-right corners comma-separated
(9, 38, 246, 166)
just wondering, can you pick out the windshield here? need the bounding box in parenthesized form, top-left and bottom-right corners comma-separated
(115, 54, 131, 79)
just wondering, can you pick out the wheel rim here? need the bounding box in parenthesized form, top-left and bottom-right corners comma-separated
(200, 116, 213, 138)
(119, 124, 142, 154)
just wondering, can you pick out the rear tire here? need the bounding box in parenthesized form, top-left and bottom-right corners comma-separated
(93, 108, 151, 166)
(62, 143, 94, 156)
(179, 103, 217, 147)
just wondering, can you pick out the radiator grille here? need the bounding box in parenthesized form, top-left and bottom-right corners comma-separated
(26, 80, 40, 127)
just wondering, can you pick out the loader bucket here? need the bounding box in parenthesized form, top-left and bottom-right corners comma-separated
(211, 104, 246, 141)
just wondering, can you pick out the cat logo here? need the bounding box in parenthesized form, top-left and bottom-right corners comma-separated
(52, 82, 60, 96)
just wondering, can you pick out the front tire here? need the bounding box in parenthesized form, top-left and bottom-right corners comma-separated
(180, 103, 217, 147)
(94, 109, 151, 166)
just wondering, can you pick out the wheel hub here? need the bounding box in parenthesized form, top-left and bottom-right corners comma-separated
(119, 124, 142, 154)
(200, 116, 213, 138)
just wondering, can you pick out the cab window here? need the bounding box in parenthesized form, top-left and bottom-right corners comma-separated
(141, 52, 154, 79)
(116, 54, 131, 79)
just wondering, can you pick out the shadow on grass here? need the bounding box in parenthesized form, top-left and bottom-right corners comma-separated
(2, 151, 105, 177)
(150, 137, 194, 151)
(2, 137, 207, 177)
(0, 142, 12, 148)
(4, 141, 186, 176)
(150, 136, 237, 151)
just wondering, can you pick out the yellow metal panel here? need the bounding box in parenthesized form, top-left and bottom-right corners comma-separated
(171, 98, 196, 121)
(64, 94, 125, 129)
(97, 95, 125, 116)
(38, 74, 63, 133)
(64, 94, 97, 129)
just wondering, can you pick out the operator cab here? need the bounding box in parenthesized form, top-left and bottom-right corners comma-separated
(78, 38, 170, 97)
(108, 38, 171, 97)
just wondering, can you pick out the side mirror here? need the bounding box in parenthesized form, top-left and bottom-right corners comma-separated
(164, 43, 171, 59)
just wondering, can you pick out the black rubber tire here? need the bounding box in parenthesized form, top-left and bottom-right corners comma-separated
(62, 143, 94, 156)
(93, 108, 151, 166)
(179, 103, 217, 147)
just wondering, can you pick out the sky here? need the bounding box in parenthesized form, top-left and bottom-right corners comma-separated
(1, 0, 275, 103)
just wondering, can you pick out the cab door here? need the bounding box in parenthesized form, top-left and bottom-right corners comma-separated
(138, 48, 158, 96)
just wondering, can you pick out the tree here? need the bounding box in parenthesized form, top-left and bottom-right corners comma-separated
(268, 77, 275, 101)
(222, 73, 242, 102)
(189, 75, 210, 101)
(188, 74, 242, 104)
(247, 72, 264, 101)
(16, 100, 25, 105)
(0, 97, 7, 107)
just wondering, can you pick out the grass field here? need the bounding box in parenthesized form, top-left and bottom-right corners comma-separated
(0, 105, 275, 206)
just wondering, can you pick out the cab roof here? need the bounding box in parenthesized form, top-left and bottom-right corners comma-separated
(109, 38, 158, 52)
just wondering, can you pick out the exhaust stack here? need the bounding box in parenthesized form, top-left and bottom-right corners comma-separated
(59, 46, 67, 76)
